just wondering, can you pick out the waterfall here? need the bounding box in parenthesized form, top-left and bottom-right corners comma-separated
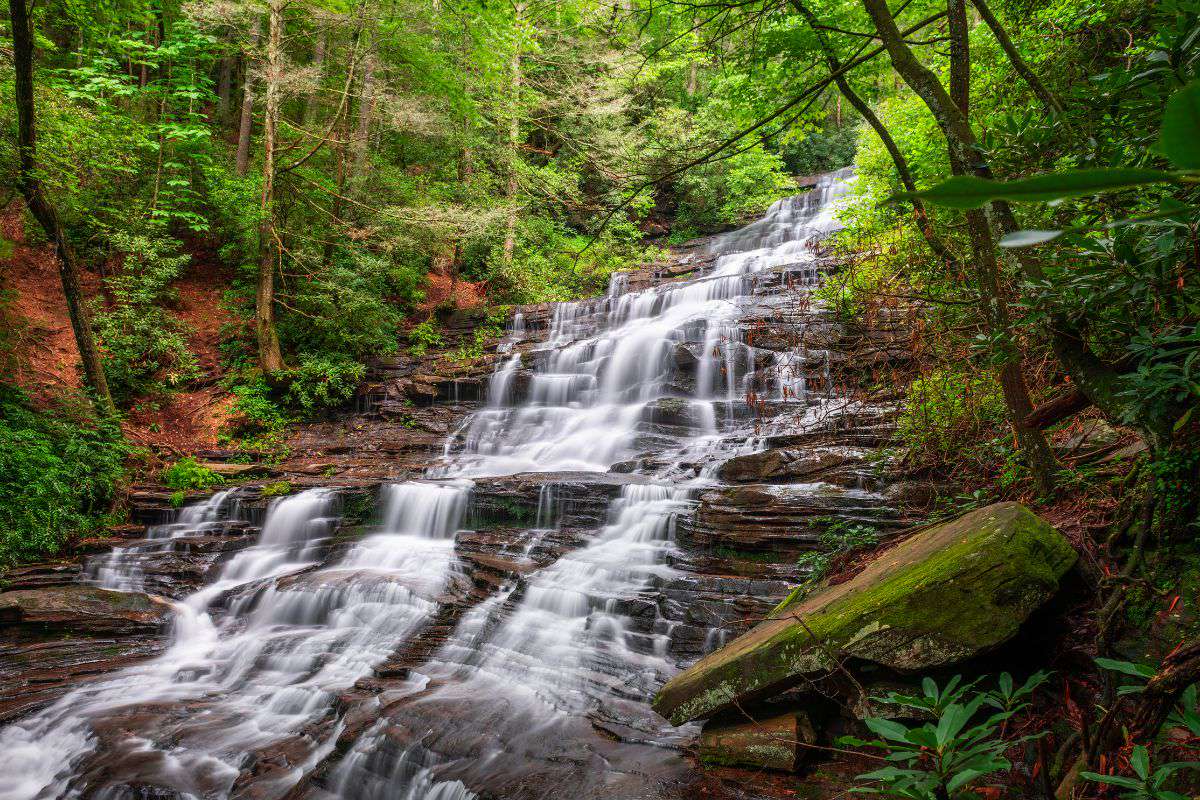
(0, 170, 855, 800)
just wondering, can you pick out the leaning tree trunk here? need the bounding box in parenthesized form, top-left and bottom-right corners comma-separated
(791, 0, 958, 270)
(8, 0, 116, 416)
(256, 0, 285, 374)
(860, 0, 1058, 494)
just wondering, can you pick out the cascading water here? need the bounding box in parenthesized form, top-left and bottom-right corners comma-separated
(0, 170, 853, 800)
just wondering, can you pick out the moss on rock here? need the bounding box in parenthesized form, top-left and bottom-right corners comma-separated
(653, 502, 1076, 725)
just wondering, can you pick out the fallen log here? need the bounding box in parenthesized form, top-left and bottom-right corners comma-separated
(1024, 387, 1092, 430)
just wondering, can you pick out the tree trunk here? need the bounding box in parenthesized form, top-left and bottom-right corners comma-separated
(351, 44, 376, 180)
(860, 0, 1058, 493)
(502, 2, 526, 269)
(256, 0, 285, 374)
(947, 0, 970, 117)
(217, 55, 233, 123)
(236, 18, 262, 177)
(8, 0, 116, 416)
(302, 29, 326, 130)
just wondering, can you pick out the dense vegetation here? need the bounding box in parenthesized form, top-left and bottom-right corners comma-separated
(2, 0, 1199, 794)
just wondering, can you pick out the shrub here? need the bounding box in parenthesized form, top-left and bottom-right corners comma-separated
(0, 386, 127, 567)
(408, 320, 444, 357)
(896, 367, 1007, 459)
(259, 480, 293, 497)
(92, 232, 201, 403)
(160, 457, 224, 490)
(283, 355, 366, 412)
(842, 672, 1050, 800)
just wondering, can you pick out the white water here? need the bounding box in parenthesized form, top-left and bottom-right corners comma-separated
(437, 171, 853, 478)
(0, 171, 853, 800)
(87, 488, 241, 592)
(0, 484, 470, 800)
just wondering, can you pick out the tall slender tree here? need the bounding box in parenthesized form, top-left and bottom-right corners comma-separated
(8, 0, 116, 416)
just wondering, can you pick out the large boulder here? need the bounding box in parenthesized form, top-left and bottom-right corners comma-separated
(653, 502, 1076, 725)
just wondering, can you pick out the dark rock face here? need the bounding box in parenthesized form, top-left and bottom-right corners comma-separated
(678, 484, 907, 556)
(717, 447, 861, 483)
(0, 587, 174, 723)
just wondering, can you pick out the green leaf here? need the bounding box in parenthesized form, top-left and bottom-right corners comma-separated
(947, 768, 987, 792)
(896, 169, 1181, 210)
(1080, 772, 1145, 790)
(865, 717, 911, 742)
(1158, 81, 1200, 169)
(999, 229, 1066, 247)
(1130, 745, 1150, 780)
(1095, 657, 1157, 679)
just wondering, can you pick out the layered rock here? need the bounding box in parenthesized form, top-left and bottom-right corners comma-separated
(654, 502, 1076, 725)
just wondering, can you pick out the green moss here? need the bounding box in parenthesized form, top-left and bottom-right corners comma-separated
(259, 480, 293, 497)
(655, 503, 1077, 724)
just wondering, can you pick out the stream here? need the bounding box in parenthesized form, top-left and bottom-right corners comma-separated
(0, 170, 902, 800)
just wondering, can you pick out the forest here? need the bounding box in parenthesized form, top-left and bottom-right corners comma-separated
(0, 0, 1198, 798)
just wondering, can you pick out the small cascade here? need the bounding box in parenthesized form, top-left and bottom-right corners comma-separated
(87, 489, 240, 592)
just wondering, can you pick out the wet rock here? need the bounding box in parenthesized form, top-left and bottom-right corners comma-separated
(0, 586, 173, 635)
(883, 480, 950, 510)
(640, 397, 713, 433)
(0, 587, 174, 722)
(717, 448, 860, 483)
(654, 502, 1077, 725)
(698, 710, 816, 772)
(678, 484, 904, 555)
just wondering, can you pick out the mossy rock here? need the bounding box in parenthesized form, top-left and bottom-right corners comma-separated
(653, 502, 1076, 725)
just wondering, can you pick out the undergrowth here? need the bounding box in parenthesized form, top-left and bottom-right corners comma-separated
(0, 385, 128, 567)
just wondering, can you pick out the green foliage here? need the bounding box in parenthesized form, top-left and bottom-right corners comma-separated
(0, 386, 127, 567)
(92, 232, 201, 403)
(486, 216, 659, 304)
(282, 356, 366, 412)
(673, 146, 796, 232)
(452, 311, 507, 362)
(842, 673, 1051, 799)
(160, 457, 224, 491)
(896, 369, 1008, 459)
(795, 518, 880, 582)
(815, 256, 894, 320)
(1081, 745, 1200, 800)
(408, 320, 444, 357)
(901, 168, 1181, 211)
(259, 480, 293, 497)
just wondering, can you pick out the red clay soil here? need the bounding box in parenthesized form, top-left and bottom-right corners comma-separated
(1, 202, 236, 453)
(418, 269, 485, 312)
